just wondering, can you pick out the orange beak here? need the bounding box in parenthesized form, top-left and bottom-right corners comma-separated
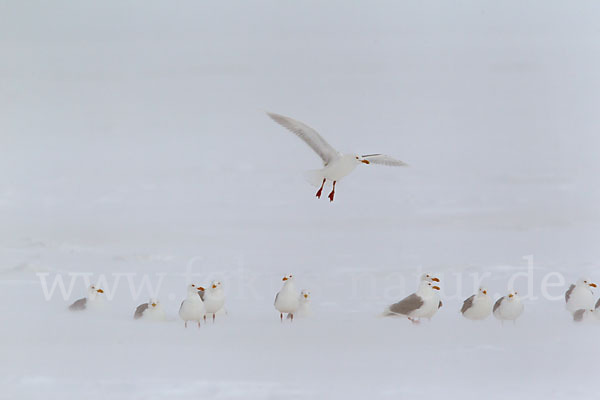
(282, 277, 288, 281)
(212, 284, 217, 289)
(509, 294, 514, 298)
(589, 283, 597, 288)
(432, 286, 440, 290)
(431, 277, 440, 282)
(96, 289, 104, 293)
(197, 286, 205, 292)
(483, 290, 487, 295)
(361, 160, 370, 164)
(151, 303, 156, 307)
(304, 294, 308, 298)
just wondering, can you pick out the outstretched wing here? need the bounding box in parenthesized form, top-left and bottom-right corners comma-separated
(362, 154, 408, 166)
(267, 112, 339, 165)
(565, 284, 575, 303)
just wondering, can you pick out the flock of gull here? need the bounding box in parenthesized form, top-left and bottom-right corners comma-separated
(67, 273, 598, 326)
(65, 113, 598, 325)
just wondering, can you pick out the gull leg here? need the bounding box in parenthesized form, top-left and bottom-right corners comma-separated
(290, 313, 294, 322)
(315, 178, 326, 198)
(203, 315, 206, 323)
(197, 321, 201, 328)
(408, 317, 420, 324)
(280, 313, 283, 322)
(328, 181, 336, 202)
(184, 321, 188, 328)
(212, 313, 216, 323)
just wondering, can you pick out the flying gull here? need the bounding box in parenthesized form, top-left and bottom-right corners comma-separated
(267, 112, 407, 201)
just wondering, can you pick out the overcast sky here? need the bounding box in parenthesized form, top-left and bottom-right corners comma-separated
(1, 1, 599, 243)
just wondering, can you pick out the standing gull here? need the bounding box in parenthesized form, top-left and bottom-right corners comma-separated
(68, 285, 105, 311)
(419, 274, 442, 320)
(203, 281, 226, 323)
(461, 287, 493, 320)
(274, 274, 300, 321)
(287, 289, 313, 319)
(382, 281, 441, 323)
(493, 291, 524, 324)
(565, 278, 597, 314)
(179, 284, 206, 328)
(133, 298, 166, 321)
(267, 112, 407, 201)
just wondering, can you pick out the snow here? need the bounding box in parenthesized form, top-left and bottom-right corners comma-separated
(2, 1, 600, 399)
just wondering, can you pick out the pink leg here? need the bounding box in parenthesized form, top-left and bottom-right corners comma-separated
(203, 315, 206, 323)
(328, 181, 336, 202)
(315, 178, 326, 198)
(280, 313, 283, 322)
(197, 321, 201, 328)
(212, 314, 215, 323)
(290, 313, 294, 322)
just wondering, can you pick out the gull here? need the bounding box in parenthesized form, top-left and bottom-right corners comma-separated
(419, 273, 442, 319)
(565, 278, 597, 314)
(274, 274, 300, 321)
(68, 284, 105, 311)
(267, 112, 407, 201)
(493, 291, 524, 324)
(461, 287, 493, 320)
(287, 289, 313, 319)
(133, 298, 166, 321)
(203, 280, 226, 323)
(179, 284, 206, 328)
(382, 281, 441, 323)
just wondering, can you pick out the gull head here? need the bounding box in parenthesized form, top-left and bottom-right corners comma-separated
(300, 290, 311, 301)
(149, 298, 159, 308)
(354, 154, 370, 165)
(88, 285, 104, 296)
(478, 287, 488, 296)
(420, 273, 440, 283)
(507, 290, 518, 300)
(420, 281, 440, 292)
(282, 273, 294, 282)
(577, 278, 597, 288)
(187, 283, 202, 296)
(210, 280, 223, 291)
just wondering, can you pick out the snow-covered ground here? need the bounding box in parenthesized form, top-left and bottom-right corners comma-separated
(2, 1, 600, 399)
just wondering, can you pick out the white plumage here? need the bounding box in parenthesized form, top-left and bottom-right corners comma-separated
(274, 274, 300, 321)
(179, 284, 206, 328)
(203, 280, 226, 322)
(461, 287, 493, 320)
(493, 291, 524, 323)
(267, 112, 407, 201)
(565, 278, 597, 314)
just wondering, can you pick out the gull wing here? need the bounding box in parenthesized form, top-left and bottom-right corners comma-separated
(362, 154, 408, 167)
(461, 295, 475, 314)
(134, 303, 149, 319)
(387, 293, 424, 316)
(565, 284, 575, 303)
(493, 297, 504, 313)
(267, 112, 339, 165)
(68, 297, 87, 311)
(596, 298, 600, 310)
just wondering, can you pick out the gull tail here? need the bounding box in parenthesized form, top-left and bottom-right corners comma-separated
(304, 169, 325, 187)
